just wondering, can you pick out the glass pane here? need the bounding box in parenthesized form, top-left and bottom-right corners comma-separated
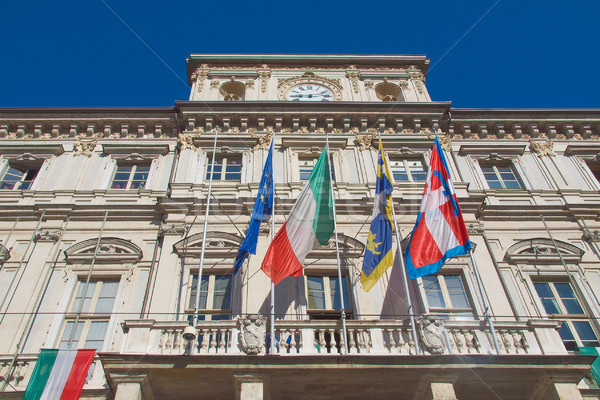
(445, 276, 470, 309)
(329, 276, 350, 310)
(422, 276, 445, 308)
(189, 276, 209, 310)
(72, 281, 97, 313)
(85, 321, 109, 351)
(307, 276, 325, 309)
(558, 322, 578, 351)
(573, 321, 599, 346)
(555, 283, 584, 314)
(59, 321, 84, 349)
(300, 168, 312, 181)
(503, 180, 522, 189)
(534, 283, 561, 315)
(213, 276, 232, 310)
(96, 281, 118, 313)
(2, 167, 25, 182)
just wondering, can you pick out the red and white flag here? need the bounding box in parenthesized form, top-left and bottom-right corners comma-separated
(406, 136, 471, 279)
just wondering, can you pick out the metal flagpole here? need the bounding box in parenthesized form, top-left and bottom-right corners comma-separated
(270, 134, 276, 355)
(325, 132, 349, 355)
(468, 250, 501, 354)
(376, 130, 421, 355)
(193, 127, 220, 327)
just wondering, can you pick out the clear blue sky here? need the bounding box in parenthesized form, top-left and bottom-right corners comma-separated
(1, 0, 598, 108)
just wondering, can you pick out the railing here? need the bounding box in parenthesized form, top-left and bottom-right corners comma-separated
(121, 318, 566, 356)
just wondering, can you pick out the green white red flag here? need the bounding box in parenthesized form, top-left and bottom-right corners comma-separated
(261, 147, 334, 284)
(23, 348, 95, 400)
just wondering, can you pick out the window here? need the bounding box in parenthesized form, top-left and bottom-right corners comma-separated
(389, 158, 426, 182)
(480, 163, 523, 189)
(299, 157, 335, 181)
(422, 275, 473, 320)
(110, 164, 150, 189)
(59, 279, 119, 351)
(206, 154, 242, 181)
(533, 281, 599, 351)
(187, 273, 232, 321)
(306, 275, 351, 318)
(586, 162, 600, 185)
(0, 166, 39, 190)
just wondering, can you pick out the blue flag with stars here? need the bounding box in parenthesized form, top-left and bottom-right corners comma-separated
(234, 140, 274, 274)
(361, 139, 394, 292)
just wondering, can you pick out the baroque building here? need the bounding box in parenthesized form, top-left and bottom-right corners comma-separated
(0, 54, 599, 399)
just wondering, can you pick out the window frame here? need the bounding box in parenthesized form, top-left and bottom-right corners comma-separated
(532, 279, 600, 351)
(478, 161, 524, 190)
(58, 278, 120, 351)
(297, 155, 336, 182)
(304, 273, 352, 319)
(0, 165, 40, 190)
(420, 273, 476, 321)
(186, 270, 233, 321)
(205, 153, 242, 182)
(110, 163, 151, 190)
(387, 155, 428, 183)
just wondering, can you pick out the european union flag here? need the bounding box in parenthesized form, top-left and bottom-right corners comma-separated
(361, 140, 394, 292)
(234, 140, 274, 274)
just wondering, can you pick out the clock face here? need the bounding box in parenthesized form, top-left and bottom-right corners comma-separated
(287, 84, 333, 101)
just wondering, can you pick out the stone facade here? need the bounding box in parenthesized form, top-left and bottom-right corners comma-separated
(0, 55, 599, 399)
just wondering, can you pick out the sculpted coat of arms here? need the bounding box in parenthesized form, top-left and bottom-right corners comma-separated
(239, 314, 266, 355)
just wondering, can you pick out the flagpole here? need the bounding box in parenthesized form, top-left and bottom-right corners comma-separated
(468, 250, 501, 354)
(193, 126, 220, 328)
(270, 134, 276, 355)
(376, 130, 421, 355)
(325, 132, 349, 355)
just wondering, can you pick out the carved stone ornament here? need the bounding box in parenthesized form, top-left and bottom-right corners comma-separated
(417, 315, 446, 355)
(34, 229, 61, 243)
(159, 224, 187, 236)
(355, 133, 375, 151)
(277, 72, 343, 101)
(529, 139, 556, 157)
(239, 314, 266, 355)
(251, 131, 273, 151)
(437, 135, 452, 151)
(178, 132, 202, 151)
(74, 137, 98, 157)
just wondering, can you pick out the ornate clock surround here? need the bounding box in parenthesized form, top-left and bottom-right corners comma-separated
(277, 72, 343, 101)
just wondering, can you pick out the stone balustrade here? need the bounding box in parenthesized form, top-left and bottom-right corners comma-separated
(120, 317, 566, 357)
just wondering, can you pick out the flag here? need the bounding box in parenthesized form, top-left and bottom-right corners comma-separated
(234, 140, 274, 274)
(361, 140, 394, 292)
(406, 136, 471, 279)
(24, 348, 95, 400)
(261, 147, 334, 285)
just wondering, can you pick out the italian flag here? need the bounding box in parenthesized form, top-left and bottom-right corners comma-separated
(24, 349, 95, 400)
(262, 147, 334, 284)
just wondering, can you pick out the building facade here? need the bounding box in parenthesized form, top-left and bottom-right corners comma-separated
(0, 54, 599, 399)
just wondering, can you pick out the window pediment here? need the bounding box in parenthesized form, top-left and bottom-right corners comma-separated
(306, 234, 365, 260)
(459, 143, 526, 157)
(101, 144, 170, 159)
(174, 232, 243, 258)
(505, 238, 584, 264)
(65, 237, 143, 264)
(0, 244, 10, 263)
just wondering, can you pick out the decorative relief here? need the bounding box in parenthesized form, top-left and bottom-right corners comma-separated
(529, 139, 555, 157)
(193, 70, 209, 93)
(346, 67, 361, 94)
(437, 135, 452, 152)
(467, 223, 485, 235)
(178, 132, 202, 150)
(74, 137, 98, 157)
(34, 230, 61, 243)
(355, 134, 375, 150)
(364, 81, 374, 89)
(418, 316, 445, 355)
(399, 80, 410, 89)
(210, 80, 220, 88)
(64, 237, 143, 264)
(251, 131, 273, 151)
(239, 314, 266, 355)
(0, 244, 10, 263)
(159, 224, 187, 236)
(245, 80, 255, 89)
(258, 69, 271, 93)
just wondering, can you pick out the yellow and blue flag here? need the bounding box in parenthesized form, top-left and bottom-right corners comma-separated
(234, 140, 274, 274)
(361, 140, 394, 292)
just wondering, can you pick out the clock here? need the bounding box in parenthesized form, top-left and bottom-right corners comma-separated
(287, 84, 333, 101)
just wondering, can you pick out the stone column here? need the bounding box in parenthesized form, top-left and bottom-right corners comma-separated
(234, 373, 268, 400)
(112, 373, 155, 400)
(531, 380, 584, 400)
